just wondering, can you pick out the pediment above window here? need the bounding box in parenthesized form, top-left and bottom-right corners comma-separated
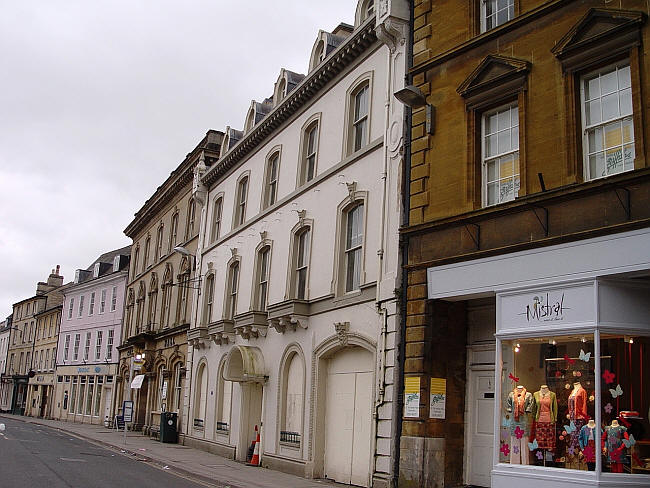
(457, 55, 530, 110)
(551, 8, 646, 72)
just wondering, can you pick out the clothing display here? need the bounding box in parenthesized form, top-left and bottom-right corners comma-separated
(534, 389, 558, 422)
(509, 435, 529, 465)
(506, 387, 535, 436)
(578, 423, 596, 470)
(534, 421, 556, 451)
(567, 418, 586, 454)
(568, 384, 588, 421)
(604, 424, 628, 463)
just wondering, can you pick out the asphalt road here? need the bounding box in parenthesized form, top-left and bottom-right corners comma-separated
(0, 417, 209, 488)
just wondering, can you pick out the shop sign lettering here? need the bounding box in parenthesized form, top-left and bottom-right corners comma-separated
(519, 292, 568, 323)
(77, 367, 90, 373)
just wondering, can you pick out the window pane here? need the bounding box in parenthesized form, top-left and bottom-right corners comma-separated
(585, 76, 600, 100)
(617, 65, 631, 89)
(487, 182, 498, 205)
(500, 157, 514, 178)
(604, 122, 622, 147)
(588, 127, 603, 153)
(605, 147, 623, 176)
(500, 335, 595, 470)
(487, 161, 497, 182)
(620, 88, 632, 116)
(486, 134, 498, 158)
(498, 128, 511, 154)
(623, 144, 635, 171)
(586, 100, 601, 125)
(589, 153, 606, 179)
(600, 69, 618, 95)
(600, 335, 650, 476)
(601, 93, 619, 121)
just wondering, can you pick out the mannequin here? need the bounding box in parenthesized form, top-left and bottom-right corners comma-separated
(578, 419, 597, 471)
(604, 419, 627, 473)
(533, 385, 558, 455)
(506, 385, 535, 465)
(567, 381, 588, 463)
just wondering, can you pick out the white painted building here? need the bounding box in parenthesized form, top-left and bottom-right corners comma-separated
(182, 1, 409, 486)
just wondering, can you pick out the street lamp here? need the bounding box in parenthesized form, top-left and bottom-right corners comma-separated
(394, 84, 435, 135)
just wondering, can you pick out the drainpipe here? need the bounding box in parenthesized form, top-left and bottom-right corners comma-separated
(392, 1, 414, 486)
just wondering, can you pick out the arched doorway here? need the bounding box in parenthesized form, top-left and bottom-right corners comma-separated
(223, 345, 266, 462)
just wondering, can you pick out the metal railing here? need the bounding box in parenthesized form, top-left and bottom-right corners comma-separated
(280, 431, 300, 446)
(216, 421, 229, 432)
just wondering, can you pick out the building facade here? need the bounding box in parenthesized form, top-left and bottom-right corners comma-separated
(24, 282, 67, 419)
(117, 131, 222, 435)
(0, 318, 11, 411)
(50, 248, 129, 425)
(183, 1, 409, 487)
(5, 267, 64, 415)
(399, 2, 650, 488)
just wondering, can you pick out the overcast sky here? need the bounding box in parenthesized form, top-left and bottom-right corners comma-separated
(0, 0, 356, 318)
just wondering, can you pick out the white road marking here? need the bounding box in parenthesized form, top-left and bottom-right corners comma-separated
(59, 458, 87, 462)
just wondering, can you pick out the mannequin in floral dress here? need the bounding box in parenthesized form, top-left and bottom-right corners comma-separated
(604, 420, 627, 473)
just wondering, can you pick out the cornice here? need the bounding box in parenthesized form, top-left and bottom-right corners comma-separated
(202, 19, 378, 188)
(124, 133, 221, 238)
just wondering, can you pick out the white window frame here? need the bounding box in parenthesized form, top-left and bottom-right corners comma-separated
(64, 334, 71, 361)
(210, 194, 224, 242)
(225, 261, 240, 320)
(110, 286, 117, 312)
(106, 329, 114, 361)
(68, 298, 74, 319)
(580, 61, 635, 181)
(297, 114, 321, 187)
(255, 246, 271, 311)
(263, 148, 281, 210)
(73, 333, 80, 361)
(332, 191, 368, 297)
(100, 289, 106, 314)
(233, 174, 249, 228)
(78, 295, 85, 317)
(89, 292, 95, 316)
(344, 203, 365, 293)
(156, 224, 164, 260)
(84, 332, 91, 361)
(481, 102, 520, 207)
(344, 74, 373, 156)
(95, 330, 103, 360)
(168, 213, 179, 253)
(203, 274, 215, 325)
(480, 0, 515, 33)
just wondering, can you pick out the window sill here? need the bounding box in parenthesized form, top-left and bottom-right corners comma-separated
(279, 441, 301, 450)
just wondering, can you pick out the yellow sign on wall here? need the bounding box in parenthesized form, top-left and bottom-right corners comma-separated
(429, 377, 446, 419)
(404, 376, 420, 418)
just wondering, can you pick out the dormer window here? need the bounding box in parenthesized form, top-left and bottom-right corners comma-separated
(363, 0, 374, 21)
(113, 255, 120, 272)
(310, 40, 325, 72)
(221, 134, 230, 158)
(93, 262, 101, 278)
(245, 107, 256, 133)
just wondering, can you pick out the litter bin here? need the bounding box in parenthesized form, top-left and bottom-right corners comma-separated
(160, 412, 178, 443)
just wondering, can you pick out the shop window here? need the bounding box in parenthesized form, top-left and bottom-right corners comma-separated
(500, 335, 596, 469)
(499, 334, 650, 476)
(599, 335, 650, 475)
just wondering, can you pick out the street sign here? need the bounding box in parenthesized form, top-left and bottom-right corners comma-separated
(162, 381, 168, 399)
(130, 374, 145, 389)
(122, 401, 133, 423)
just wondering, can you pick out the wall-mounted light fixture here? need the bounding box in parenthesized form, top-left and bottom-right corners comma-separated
(394, 85, 435, 135)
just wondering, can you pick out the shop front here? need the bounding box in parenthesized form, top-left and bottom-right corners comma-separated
(424, 228, 650, 487)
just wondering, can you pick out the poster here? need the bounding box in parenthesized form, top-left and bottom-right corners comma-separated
(404, 376, 421, 418)
(429, 377, 446, 419)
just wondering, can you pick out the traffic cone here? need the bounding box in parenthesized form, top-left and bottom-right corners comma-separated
(250, 425, 261, 466)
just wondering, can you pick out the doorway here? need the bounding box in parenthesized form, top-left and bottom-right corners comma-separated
(466, 367, 495, 487)
(323, 347, 373, 487)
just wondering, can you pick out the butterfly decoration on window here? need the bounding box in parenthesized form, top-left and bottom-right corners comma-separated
(508, 372, 519, 383)
(564, 354, 576, 365)
(602, 369, 615, 384)
(609, 384, 623, 398)
(622, 432, 636, 448)
(563, 420, 576, 434)
(579, 349, 591, 362)
(528, 439, 538, 451)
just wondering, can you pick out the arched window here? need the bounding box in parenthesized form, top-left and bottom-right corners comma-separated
(185, 199, 196, 240)
(132, 246, 140, 279)
(215, 361, 232, 434)
(245, 107, 256, 133)
(136, 282, 146, 332)
(148, 274, 158, 330)
(363, 0, 374, 21)
(310, 40, 325, 72)
(294, 228, 311, 299)
(263, 151, 280, 209)
(255, 247, 271, 311)
(176, 259, 191, 325)
(160, 266, 173, 328)
(298, 117, 320, 186)
(280, 350, 304, 447)
(155, 224, 164, 260)
(344, 203, 364, 292)
(171, 361, 184, 412)
(203, 274, 215, 325)
(350, 82, 369, 153)
(168, 213, 179, 253)
(277, 78, 286, 102)
(143, 237, 151, 272)
(210, 195, 223, 242)
(225, 261, 240, 320)
(193, 362, 208, 429)
(233, 174, 248, 227)
(125, 289, 135, 338)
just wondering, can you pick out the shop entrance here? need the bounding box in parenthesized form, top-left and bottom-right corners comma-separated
(323, 347, 373, 487)
(463, 298, 496, 488)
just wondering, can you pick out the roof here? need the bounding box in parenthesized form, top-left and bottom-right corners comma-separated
(86, 245, 132, 271)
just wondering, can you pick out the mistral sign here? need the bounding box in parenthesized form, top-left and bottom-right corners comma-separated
(498, 281, 596, 332)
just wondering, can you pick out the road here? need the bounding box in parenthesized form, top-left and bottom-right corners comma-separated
(0, 417, 210, 488)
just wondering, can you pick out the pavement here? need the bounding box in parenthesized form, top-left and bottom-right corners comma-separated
(0, 413, 341, 488)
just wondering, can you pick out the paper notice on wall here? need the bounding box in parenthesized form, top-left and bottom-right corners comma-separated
(429, 378, 446, 419)
(404, 376, 421, 418)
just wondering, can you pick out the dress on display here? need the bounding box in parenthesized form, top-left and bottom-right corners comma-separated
(578, 424, 597, 464)
(533, 390, 557, 451)
(506, 387, 536, 465)
(567, 386, 588, 454)
(604, 424, 627, 463)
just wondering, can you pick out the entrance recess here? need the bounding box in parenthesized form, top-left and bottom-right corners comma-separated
(467, 367, 495, 487)
(323, 347, 373, 487)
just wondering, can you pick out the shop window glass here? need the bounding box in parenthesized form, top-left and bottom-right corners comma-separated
(600, 334, 650, 476)
(500, 335, 595, 470)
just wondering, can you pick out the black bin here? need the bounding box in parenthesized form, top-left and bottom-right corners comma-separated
(160, 412, 178, 443)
